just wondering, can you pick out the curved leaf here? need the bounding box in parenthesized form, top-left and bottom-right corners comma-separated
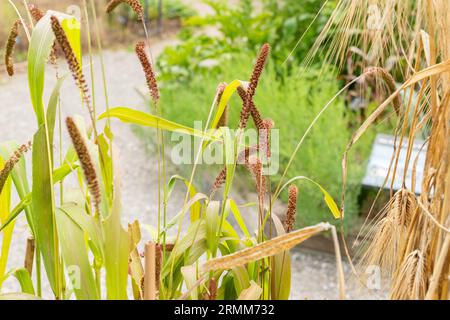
(99, 107, 217, 140)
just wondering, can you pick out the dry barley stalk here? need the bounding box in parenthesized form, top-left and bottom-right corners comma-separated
(144, 242, 156, 300)
(0, 141, 32, 194)
(66, 117, 101, 212)
(364, 67, 401, 116)
(106, 0, 144, 22)
(200, 223, 331, 273)
(4, 20, 21, 76)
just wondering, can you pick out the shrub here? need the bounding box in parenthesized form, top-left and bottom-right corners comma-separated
(157, 0, 337, 82)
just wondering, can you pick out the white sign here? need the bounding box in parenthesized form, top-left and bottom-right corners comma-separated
(362, 134, 427, 194)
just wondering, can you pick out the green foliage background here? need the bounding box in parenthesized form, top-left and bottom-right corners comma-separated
(157, 56, 373, 229)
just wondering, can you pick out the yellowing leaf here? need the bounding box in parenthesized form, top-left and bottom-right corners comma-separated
(278, 176, 342, 219)
(238, 281, 262, 300)
(210, 79, 244, 129)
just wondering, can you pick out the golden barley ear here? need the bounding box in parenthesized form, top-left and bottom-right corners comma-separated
(4, 20, 21, 76)
(135, 41, 160, 104)
(284, 185, 298, 233)
(66, 117, 101, 212)
(0, 141, 32, 194)
(51, 16, 92, 114)
(106, 0, 144, 22)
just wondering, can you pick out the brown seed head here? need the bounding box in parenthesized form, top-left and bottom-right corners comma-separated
(106, 0, 144, 22)
(260, 118, 274, 158)
(5, 20, 20, 76)
(28, 4, 44, 22)
(135, 41, 160, 104)
(51, 16, 91, 113)
(66, 117, 101, 212)
(0, 141, 32, 194)
(247, 43, 270, 101)
(284, 185, 298, 233)
(245, 155, 266, 199)
(238, 44, 270, 130)
(237, 86, 264, 129)
(210, 167, 227, 197)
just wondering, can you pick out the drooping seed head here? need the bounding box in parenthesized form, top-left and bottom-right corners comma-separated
(66, 117, 101, 212)
(4, 20, 21, 76)
(135, 41, 160, 104)
(0, 141, 32, 194)
(284, 185, 298, 233)
(28, 4, 44, 22)
(364, 66, 401, 116)
(106, 0, 144, 22)
(51, 16, 91, 113)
